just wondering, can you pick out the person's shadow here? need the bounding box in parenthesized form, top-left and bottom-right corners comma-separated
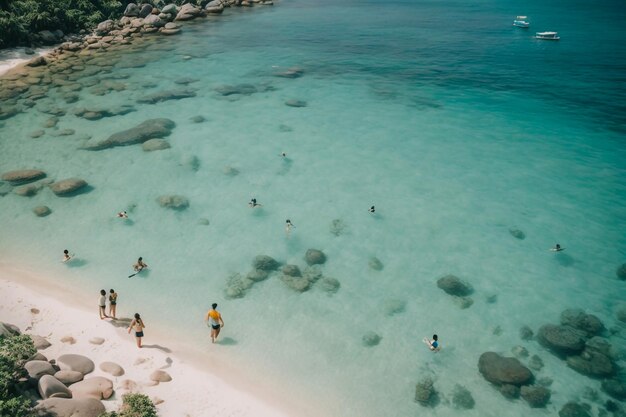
(67, 258, 88, 267)
(142, 344, 172, 353)
(217, 337, 237, 346)
(555, 252, 575, 267)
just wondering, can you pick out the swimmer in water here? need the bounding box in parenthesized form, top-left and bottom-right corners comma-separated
(427, 334, 440, 352)
(133, 257, 148, 272)
(249, 198, 262, 208)
(285, 219, 295, 235)
(551, 244, 565, 252)
(280, 152, 287, 158)
(368, 206, 375, 213)
(62, 249, 72, 263)
(117, 211, 128, 219)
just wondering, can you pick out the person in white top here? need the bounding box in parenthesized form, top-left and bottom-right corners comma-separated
(98, 289, 108, 319)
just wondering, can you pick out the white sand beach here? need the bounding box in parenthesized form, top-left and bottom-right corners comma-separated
(0, 264, 297, 417)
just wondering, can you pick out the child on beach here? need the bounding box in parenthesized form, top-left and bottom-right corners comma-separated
(128, 313, 145, 348)
(133, 257, 148, 272)
(205, 303, 225, 344)
(98, 290, 108, 320)
(108, 289, 117, 319)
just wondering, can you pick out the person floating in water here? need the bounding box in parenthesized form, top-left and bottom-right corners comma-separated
(205, 303, 225, 344)
(249, 198, 262, 208)
(551, 244, 565, 252)
(285, 219, 295, 236)
(62, 249, 73, 263)
(133, 257, 148, 272)
(280, 152, 287, 158)
(368, 206, 375, 213)
(117, 211, 128, 219)
(426, 334, 440, 352)
(98, 289, 108, 320)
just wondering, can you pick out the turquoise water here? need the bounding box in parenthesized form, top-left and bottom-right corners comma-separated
(1, 0, 626, 416)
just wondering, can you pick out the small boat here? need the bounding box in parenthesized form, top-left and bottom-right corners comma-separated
(513, 16, 530, 28)
(535, 31, 560, 40)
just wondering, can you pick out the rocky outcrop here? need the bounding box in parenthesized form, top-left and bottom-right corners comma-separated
(0, 322, 20, 336)
(35, 398, 105, 417)
(55, 370, 84, 384)
(478, 352, 533, 386)
(305, 249, 326, 265)
(95, 20, 115, 36)
(537, 324, 586, 356)
(83, 119, 175, 150)
(39, 374, 73, 399)
(157, 195, 189, 210)
(50, 178, 88, 196)
(150, 370, 172, 382)
(70, 377, 114, 400)
(175, 3, 202, 21)
(29, 334, 51, 350)
(205, 0, 225, 14)
(99, 362, 124, 377)
(57, 354, 95, 375)
(124, 3, 140, 17)
(436, 275, 473, 296)
(25, 360, 56, 380)
(1, 169, 46, 184)
(26, 56, 47, 67)
(520, 385, 550, 408)
(142, 139, 171, 151)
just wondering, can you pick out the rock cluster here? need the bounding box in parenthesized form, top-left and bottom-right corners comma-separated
(83, 118, 175, 150)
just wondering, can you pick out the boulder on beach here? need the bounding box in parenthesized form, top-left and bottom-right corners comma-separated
(214, 83, 258, 96)
(55, 370, 84, 385)
(25, 360, 56, 380)
(520, 385, 551, 408)
(58, 354, 95, 375)
(144, 14, 165, 27)
(478, 352, 533, 386)
(83, 118, 175, 150)
(96, 20, 115, 35)
(175, 3, 202, 20)
(35, 398, 105, 417)
(414, 376, 437, 407)
(150, 370, 172, 382)
(436, 275, 473, 296)
(305, 249, 326, 265)
(1, 169, 46, 184)
(205, 0, 225, 14)
(139, 4, 153, 18)
(124, 3, 140, 16)
(537, 324, 586, 356)
(0, 322, 20, 336)
(362, 331, 381, 347)
(99, 362, 124, 377)
(29, 334, 51, 350)
(162, 4, 178, 14)
(560, 308, 605, 336)
(136, 89, 196, 104)
(26, 56, 47, 67)
(39, 374, 73, 399)
(50, 178, 88, 196)
(89, 337, 105, 345)
(70, 376, 114, 400)
(142, 139, 171, 151)
(157, 195, 189, 210)
(253, 255, 279, 271)
(558, 402, 592, 417)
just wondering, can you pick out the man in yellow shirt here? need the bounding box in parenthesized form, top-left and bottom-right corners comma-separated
(205, 303, 225, 343)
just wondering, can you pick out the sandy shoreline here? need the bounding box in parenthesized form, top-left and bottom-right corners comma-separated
(0, 263, 301, 417)
(0, 47, 52, 76)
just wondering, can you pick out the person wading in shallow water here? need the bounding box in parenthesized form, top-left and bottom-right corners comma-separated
(128, 313, 145, 348)
(205, 303, 225, 343)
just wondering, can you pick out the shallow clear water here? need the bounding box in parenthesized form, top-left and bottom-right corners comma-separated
(1, 0, 626, 416)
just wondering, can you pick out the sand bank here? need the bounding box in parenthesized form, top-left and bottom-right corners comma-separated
(0, 265, 294, 417)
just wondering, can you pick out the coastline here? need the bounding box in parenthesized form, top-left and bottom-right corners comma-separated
(0, 47, 52, 76)
(0, 262, 311, 417)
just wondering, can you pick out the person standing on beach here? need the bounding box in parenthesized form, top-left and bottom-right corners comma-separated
(205, 303, 224, 344)
(133, 257, 148, 272)
(98, 290, 108, 319)
(108, 289, 117, 319)
(128, 313, 145, 348)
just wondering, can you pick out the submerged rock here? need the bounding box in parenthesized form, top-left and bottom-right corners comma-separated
(616, 263, 626, 280)
(498, 384, 520, 399)
(362, 331, 381, 347)
(414, 376, 437, 407)
(190, 115, 206, 123)
(0, 181, 13, 196)
(453, 296, 474, 309)
(83, 118, 175, 150)
(252, 255, 279, 271)
(560, 308, 605, 336)
(50, 178, 88, 196)
(537, 324, 586, 356)
(156, 195, 189, 210)
(305, 249, 326, 265)
(281, 275, 311, 292)
(521, 385, 551, 408)
(436, 275, 473, 296)
(558, 402, 592, 417)
(246, 269, 269, 282)
(285, 99, 307, 107)
(509, 228, 526, 239)
(274, 66, 304, 78)
(142, 139, 171, 151)
(33, 206, 51, 218)
(566, 348, 614, 377)
(368, 256, 384, 271)
(478, 352, 533, 386)
(329, 219, 346, 236)
(136, 89, 196, 104)
(528, 355, 544, 371)
(1, 169, 46, 184)
(452, 384, 475, 409)
(319, 277, 340, 293)
(282, 264, 302, 277)
(383, 299, 406, 316)
(225, 273, 254, 299)
(519, 325, 534, 340)
(214, 84, 258, 96)
(601, 379, 626, 400)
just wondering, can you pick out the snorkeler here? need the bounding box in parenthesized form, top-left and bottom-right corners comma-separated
(280, 152, 287, 158)
(117, 211, 128, 219)
(368, 206, 375, 213)
(62, 249, 73, 263)
(285, 219, 295, 235)
(551, 244, 565, 252)
(249, 198, 262, 208)
(426, 334, 440, 352)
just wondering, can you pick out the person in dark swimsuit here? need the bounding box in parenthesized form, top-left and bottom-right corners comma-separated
(249, 198, 262, 208)
(127, 313, 145, 348)
(108, 289, 117, 319)
(368, 206, 375, 213)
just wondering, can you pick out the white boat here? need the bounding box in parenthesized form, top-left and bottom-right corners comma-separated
(513, 16, 530, 28)
(535, 31, 560, 40)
